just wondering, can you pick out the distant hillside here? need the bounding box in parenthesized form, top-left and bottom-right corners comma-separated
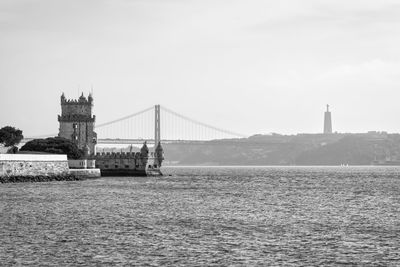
(161, 132, 400, 166)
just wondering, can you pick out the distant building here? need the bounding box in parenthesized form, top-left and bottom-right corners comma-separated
(324, 105, 332, 134)
(58, 93, 97, 155)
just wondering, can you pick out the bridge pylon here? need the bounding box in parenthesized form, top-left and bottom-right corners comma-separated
(155, 104, 161, 145)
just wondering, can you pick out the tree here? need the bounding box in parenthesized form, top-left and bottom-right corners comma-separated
(20, 137, 84, 159)
(0, 126, 24, 147)
(7, 146, 19, 154)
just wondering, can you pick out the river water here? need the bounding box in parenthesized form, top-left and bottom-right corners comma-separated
(1, 166, 399, 266)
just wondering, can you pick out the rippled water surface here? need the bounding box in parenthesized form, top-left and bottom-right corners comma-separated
(1, 166, 400, 266)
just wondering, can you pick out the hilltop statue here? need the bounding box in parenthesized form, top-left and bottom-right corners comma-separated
(323, 104, 332, 134)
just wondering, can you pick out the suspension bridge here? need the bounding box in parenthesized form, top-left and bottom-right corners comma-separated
(25, 105, 247, 144)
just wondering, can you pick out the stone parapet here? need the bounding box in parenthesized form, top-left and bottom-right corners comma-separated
(68, 159, 97, 169)
(95, 152, 141, 159)
(0, 154, 67, 161)
(61, 93, 93, 105)
(58, 115, 95, 122)
(0, 154, 69, 177)
(94, 151, 156, 159)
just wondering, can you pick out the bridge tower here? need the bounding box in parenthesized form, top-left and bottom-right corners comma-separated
(324, 104, 332, 134)
(58, 93, 97, 154)
(154, 104, 161, 145)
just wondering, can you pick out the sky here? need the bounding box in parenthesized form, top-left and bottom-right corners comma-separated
(1, 0, 400, 137)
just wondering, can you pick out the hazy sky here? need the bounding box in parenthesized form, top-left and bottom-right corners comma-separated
(1, 0, 400, 137)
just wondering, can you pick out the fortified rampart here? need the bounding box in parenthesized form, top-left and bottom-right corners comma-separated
(94, 152, 150, 170)
(94, 141, 163, 176)
(0, 154, 69, 177)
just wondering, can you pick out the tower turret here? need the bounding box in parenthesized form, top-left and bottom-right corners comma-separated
(61, 92, 66, 103)
(78, 92, 87, 102)
(88, 93, 93, 104)
(138, 141, 149, 170)
(140, 141, 149, 157)
(154, 142, 164, 167)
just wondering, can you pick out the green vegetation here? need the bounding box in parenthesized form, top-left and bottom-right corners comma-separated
(162, 132, 400, 166)
(0, 126, 24, 151)
(20, 137, 84, 159)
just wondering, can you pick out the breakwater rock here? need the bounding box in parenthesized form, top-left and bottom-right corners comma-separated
(0, 174, 83, 183)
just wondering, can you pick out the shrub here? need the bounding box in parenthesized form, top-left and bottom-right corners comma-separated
(20, 137, 84, 159)
(7, 146, 19, 154)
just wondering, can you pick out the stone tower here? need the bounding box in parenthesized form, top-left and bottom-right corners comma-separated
(58, 93, 97, 155)
(323, 104, 332, 134)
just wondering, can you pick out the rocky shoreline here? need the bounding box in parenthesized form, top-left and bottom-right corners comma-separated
(0, 174, 84, 183)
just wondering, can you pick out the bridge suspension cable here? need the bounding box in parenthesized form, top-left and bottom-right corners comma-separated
(160, 106, 247, 139)
(96, 106, 154, 128)
(24, 105, 248, 143)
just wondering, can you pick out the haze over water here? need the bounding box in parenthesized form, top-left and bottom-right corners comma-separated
(1, 167, 399, 266)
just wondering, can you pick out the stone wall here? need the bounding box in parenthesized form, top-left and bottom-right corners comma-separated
(58, 121, 96, 153)
(0, 154, 69, 177)
(94, 152, 150, 171)
(69, 168, 101, 178)
(61, 103, 92, 117)
(68, 159, 96, 169)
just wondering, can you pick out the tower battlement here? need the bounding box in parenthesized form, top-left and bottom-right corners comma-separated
(94, 151, 157, 159)
(61, 92, 93, 105)
(59, 93, 94, 120)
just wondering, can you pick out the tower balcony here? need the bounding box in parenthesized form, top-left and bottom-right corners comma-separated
(58, 114, 96, 122)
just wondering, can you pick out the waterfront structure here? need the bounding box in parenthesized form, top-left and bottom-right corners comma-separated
(324, 105, 332, 134)
(57, 93, 162, 176)
(58, 93, 97, 154)
(94, 142, 163, 176)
